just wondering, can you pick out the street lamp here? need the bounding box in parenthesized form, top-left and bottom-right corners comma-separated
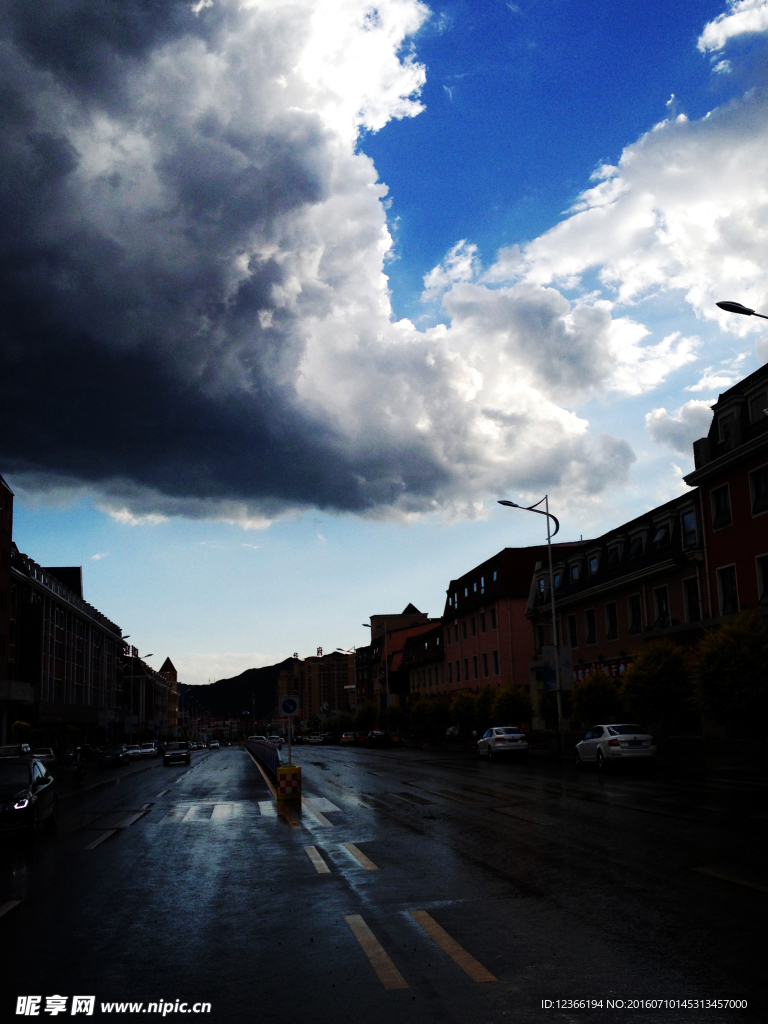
(498, 495, 564, 736)
(716, 300, 768, 319)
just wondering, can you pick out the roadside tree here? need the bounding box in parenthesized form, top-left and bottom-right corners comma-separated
(569, 671, 623, 727)
(621, 639, 692, 729)
(492, 687, 532, 726)
(694, 611, 768, 728)
(450, 691, 477, 737)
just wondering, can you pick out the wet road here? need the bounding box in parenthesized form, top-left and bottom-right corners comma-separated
(1, 745, 765, 1024)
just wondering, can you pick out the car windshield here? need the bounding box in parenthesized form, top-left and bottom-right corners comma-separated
(166, 743, 185, 750)
(103, 746, 124, 754)
(608, 725, 646, 735)
(141, 744, 153, 749)
(33, 748, 54, 755)
(0, 764, 31, 789)
(497, 728, 523, 735)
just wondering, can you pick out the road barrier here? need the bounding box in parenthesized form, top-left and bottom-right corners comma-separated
(243, 738, 282, 777)
(276, 765, 301, 801)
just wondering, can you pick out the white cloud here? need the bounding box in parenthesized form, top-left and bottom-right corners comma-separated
(90, 553, 109, 561)
(698, 1, 768, 53)
(645, 400, 715, 454)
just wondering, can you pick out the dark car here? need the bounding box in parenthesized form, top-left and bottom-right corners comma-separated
(0, 758, 57, 835)
(163, 742, 191, 766)
(321, 732, 340, 745)
(0, 743, 32, 758)
(354, 731, 368, 745)
(32, 748, 57, 768)
(364, 730, 389, 748)
(98, 744, 130, 768)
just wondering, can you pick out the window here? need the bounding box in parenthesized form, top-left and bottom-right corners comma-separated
(628, 594, 642, 634)
(585, 609, 596, 645)
(490, 607, 497, 629)
(492, 650, 499, 674)
(652, 524, 670, 547)
(570, 563, 580, 582)
(553, 571, 562, 588)
(482, 652, 489, 677)
(471, 616, 477, 637)
(448, 596, 452, 608)
(711, 485, 732, 529)
(462, 621, 467, 640)
(757, 555, 768, 606)
(681, 510, 697, 547)
(749, 390, 768, 423)
(750, 466, 768, 515)
(480, 612, 486, 632)
(473, 581, 477, 592)
(492, 570, 498, 582)
(537, 577, 545, 594)
(536, 624, 545, 652)
(472, 656, 478, 680)
(567, 614, 577, 648)
(463, 658, 469, 680)
(464, 587, 468, 597)
(653, 586, 670, 627)
(455, 660, 460, 682)
(588, 555, 599, 575)
(607, 546, 620, 567)
(717, 565, 739, 615)
(718, 412, 737, 445)
(605, 602, 618, 640)
(629, 535, 644, 558)
(480, 576, 485, 594)
(454, 592, 457, 605)
(453, 624, 459, 642)
(448, 662, 452, 684)
(683, 577, 701, 623)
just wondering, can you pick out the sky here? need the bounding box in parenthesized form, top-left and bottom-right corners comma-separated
(4, 0, 768, 685)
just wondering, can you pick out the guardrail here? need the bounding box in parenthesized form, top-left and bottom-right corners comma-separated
(243, 739, 282, 778)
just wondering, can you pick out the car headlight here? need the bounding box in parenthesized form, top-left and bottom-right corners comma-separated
(13, 798, 30, 810)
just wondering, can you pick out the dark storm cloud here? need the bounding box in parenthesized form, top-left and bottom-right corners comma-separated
(0, 0, 451, 514)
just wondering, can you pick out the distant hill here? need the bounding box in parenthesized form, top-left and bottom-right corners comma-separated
(178, 659, 293, 719)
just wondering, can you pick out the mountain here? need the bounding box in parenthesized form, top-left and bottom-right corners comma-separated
(178, 659, 292, 720)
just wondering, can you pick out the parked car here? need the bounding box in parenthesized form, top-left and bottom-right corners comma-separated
(98, 744, 130, 768)
(340, 732, 356, 746)
(322, 732, 340, 745)
(0, 757, 57, 835)
(124, 744, 142, 761)
(308, 733, 324, 745)
(209, 740, 220, 750)
(574, 724, 656, 771)
(354, 731, 368, 745)
(140, 743, 158, 759)
(247, 735, 268, 743)
(0, 743, 31, 758)
(364, 730, 388, 748)
(163, 742, 191, 767)
(32, 747, 57, 768)
(267, 736, 283, 749)
(476, 727, 529, 760)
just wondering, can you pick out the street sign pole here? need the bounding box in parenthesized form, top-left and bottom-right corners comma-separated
(279, 695, 299, 767)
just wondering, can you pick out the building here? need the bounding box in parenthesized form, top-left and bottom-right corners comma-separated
(685, 363, 768, 615)
(0, 475, 13, 709)
(122, 650, 179, 741)
(443, 545, 580, 697)
(401, 624, 445, 700)
(277, 651, 355, 730)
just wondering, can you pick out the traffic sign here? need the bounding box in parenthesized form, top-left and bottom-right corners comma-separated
(280, 695, 299, 717)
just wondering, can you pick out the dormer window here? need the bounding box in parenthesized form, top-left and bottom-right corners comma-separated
(588, 555, 599, 575)
(718, 412, 736, 445)
(629, 535, 644, 558)
(553, 572, 562, 588)
(712, 485, 732, 529)
(749, 390, 768, 423)
(652, 524, 670, 548)
(570, 563, 580, 582)
(606, 546, 620, 568)
(681, 510, 697, 547)
(492, 570, 498, 582)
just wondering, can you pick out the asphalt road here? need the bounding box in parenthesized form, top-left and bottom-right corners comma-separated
(1, 745, 765, 1024)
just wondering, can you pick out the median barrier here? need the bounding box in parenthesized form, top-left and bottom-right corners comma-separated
(243, 738, 282, 778)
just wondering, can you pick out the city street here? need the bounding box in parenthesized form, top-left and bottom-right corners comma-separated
(1, 746, 765, 1024)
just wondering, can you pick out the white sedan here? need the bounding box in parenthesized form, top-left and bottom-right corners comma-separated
(268, 736, 284, 749)
(477, 727, 529, 759)
(574, 724, 656, 770)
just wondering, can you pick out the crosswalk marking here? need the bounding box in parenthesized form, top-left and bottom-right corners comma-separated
(342, 843, 378, 871)
(258, 801, 277, 817)
(302, 797, 334, 827)
(210, 803, 234, 821)
(304, 846, 331, 873)
(344, 915, 409, 990)
(409, 910, 496, 983)
(84, 830, 116, 850)
(0, 900, 21, 919)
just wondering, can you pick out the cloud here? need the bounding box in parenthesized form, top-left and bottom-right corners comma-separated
(698, 1, 768, 53)
(645, 400, 715, 454)
(90, 552, 109, 561)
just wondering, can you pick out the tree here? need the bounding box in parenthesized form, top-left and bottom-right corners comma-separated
(569, 670, 623, 727)
(492, 687, 532, 726)
(353, 702, 378, 732)
(621, 639, 691, 727)
(694, 612, 768, 728)
(475, 687, 495, 734)
(450, 691, 477, 736)
(409, 698, 430, 739)
(426, 695, 452, 742)
(381, 704, 407, 734)
(11, 720, 32, 742)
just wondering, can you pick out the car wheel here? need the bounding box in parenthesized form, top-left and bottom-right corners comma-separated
(574, 750, 582, 769)
(27, 808, 42, 838)
(476, 745, 482, 759)
(596, 750, 607, 772)
(46, 798, 59, 830)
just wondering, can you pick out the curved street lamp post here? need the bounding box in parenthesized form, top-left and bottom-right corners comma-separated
(498, 495, 564, 738)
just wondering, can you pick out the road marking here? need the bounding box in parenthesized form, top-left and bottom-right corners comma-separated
(693, 866, 768, 894)
(98, 811, 145, 829)
(302, 797, 334, 827)
(409, 910, 497, 982)
(359, 794, 389, 810)
(306, 797, 341, 813)
(492, 806, 547, 826)
(392, 791, 435, 806)
(258, 801, 277, 817)
(141, 803, 152, 810)
(247, 753, 301, 828)
(344, 915, 409, 990)
(182, 806, 199, 822)
(154, 790, 170, 799)
(342, 843, 378, 871)
(211, 803, 234, 821)
(0, 900, 21, 919)
(304, 846, 331, 874)
(434, 789, 476, 804)
(84, 830, 116, 850)
(173, 773, 190, 785)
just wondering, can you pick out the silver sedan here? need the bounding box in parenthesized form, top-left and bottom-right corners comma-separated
(575, 724, 656, 771)
(477, 726, 529, 759)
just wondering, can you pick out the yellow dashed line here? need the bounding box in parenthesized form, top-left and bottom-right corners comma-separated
(409, 910, 497, 983)
(344, 914, 409, 990)
(302, 797, 334, 826)
(342, 843, 378, 870)
(304, 846, 331, 874)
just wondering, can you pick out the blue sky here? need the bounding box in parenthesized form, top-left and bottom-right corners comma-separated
(5, 0, 768, 684)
